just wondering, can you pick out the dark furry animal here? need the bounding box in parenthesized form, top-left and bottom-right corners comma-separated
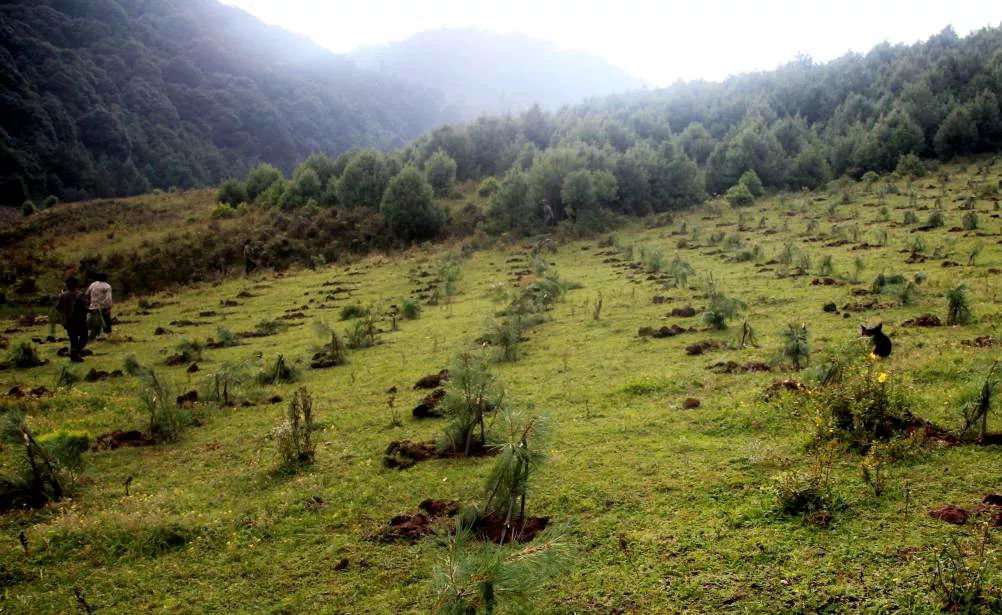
(861, 323, 892, 358)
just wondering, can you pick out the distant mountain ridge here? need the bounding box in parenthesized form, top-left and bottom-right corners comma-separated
(351, 28, 646, 120)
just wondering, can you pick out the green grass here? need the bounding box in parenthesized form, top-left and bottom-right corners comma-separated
(2, 159, 1002, 613)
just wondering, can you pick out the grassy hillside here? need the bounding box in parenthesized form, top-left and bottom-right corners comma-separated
(1, 159, 1001, 612)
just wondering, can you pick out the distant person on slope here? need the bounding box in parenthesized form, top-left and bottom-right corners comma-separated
(56, 277, 89, 362)
(541, 199, 555, 226)
(86, 272, 113, 338)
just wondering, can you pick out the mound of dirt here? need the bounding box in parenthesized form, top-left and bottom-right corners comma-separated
(822, 302, 838, 313)
(153, 327, 171, 336)
(414, 370, 449, 389)
(928, 505, 968, 525)
(902, 314, 942, 327)
(83, 368, 124, 382)
(92, 430, 156, 450)
(669, 306, 697, 317)
(962, 336, 996, 348)
(638, 324, 694, 339)
(841, 300, 894, 313)
(472, 511, 550, 544)
(811, 277, 841, 286)
(7, 385, 50, 398)
(652, 295, 671, 304)
(685, 341, 725, 356)
(176, 390, 198, 408)
(708, 361, 771, 374)
(682, 397, 701, 409)
(412, 389, 446, 419)
(383, 439, 495, 469)
(310, 350, 346, 369)
(375, 499, 462, 543)
(165, 354, 186, 366)
(765, 379, 807, 399)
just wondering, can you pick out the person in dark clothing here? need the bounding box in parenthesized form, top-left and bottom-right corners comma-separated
(56, 277, 89, 362)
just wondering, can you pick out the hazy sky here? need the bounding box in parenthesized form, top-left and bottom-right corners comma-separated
(222, 0, 1000, 86)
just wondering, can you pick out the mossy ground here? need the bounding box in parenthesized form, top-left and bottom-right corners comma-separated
(2, 160, 1002, 613)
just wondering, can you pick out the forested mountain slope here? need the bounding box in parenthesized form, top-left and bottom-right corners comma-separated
(0, 0, 446, 204)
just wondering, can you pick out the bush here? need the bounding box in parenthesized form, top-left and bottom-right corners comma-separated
(42, 195, 58, 208)
(424, 150, 458, 198)
(339, 304, 368, 320)
(702, 282, 746, 330)
(781, 324, 810, 369)
(203, 361, 250, 406)
(903, 210, 919, 225)
(381, 166, 445, 241)
(273, 388, 316, 466)
(478, 177, 500, 198)
(254, 319, 288, 336)
(809, 360, 915, 451)
(256, 355, 298, 385)
(216, 178, 246, 206)
(174, 339, 203, 363)
(214, 327, 237, 348)
(483, 410, 549, 539)
(400, 297, 421, 320)
(946, 284, 973, 325)
(725, 182, 754, 207)
(926, 210, 945, 228)
(440, 351, 504, 456)
(958, 362, 998, 441)
(21, 200, 36, 217)
(962, 211, 979, 230)
(772, 443, 843, 527)
(0, 410, 85, 510)
(739, 169, 764, 196)
(895, 153, 927, 178)
(138, 368, 190, 443)
(5, 341, 42, 368)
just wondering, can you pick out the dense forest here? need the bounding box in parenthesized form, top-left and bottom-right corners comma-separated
(206, 24, 1002, 243)
(0, 0, 447, 205)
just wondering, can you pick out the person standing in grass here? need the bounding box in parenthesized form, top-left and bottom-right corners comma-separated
(86, 272, 113, 338)
(56, 276, 89, 362)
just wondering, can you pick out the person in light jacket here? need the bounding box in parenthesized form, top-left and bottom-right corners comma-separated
(86, 272, 113, 337)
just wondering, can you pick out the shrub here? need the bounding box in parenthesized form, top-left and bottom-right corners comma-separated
(958, 362, 998, 441)
(0, 410, 82, 510)
(478, 177, 500, 198)
(725, 182, 754, 207)
(702, 285, 745, 330)
(772, 442, 843, 527)
(440, 351, 503, 456)
(424, 150, 457, 198)
(5, 341, 42, 368)
(256, 355, 299, 385)
(896, 153, 927, 178)
(781, 324, 810, 369)
(138, 368, 190, 443)
(431, 522, 567, 614)
(962, 211, 979, 230)
(214, 327, 237, 348)
(483, 317, 524, 362)
(273, 388, 316, 466)
(381, 166, 445, 241)
(56, 366, 80, 388)
(339, 304, 368, 320)
(818, 254, 834, 277)
(739, 169, 764, 196)
(345, 312, 379, 349)
(174, 339, 203, 363)
(21, 200, 36, 217)
(203, 361, 250, 406)
(930, 528, 1000, 613)
(809, 360, 915, 451)
(400, 297, 421, 320)
(926, 210, 945, 228)
(946, 284, 973, 325)
(483, 410, 549, 541)
(216, 178, 246, 206)
(254, 319, 288, 337)
(310, 321, 348, 367)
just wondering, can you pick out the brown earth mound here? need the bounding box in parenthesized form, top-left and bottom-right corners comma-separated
(472, 511, 550, 544)
(669, 306, 697, 317)
(375, 499, 463, 543)
(708, 361, 772, 374)
(682, 398, 701, 409)
(962, 336, 996, 348)
(685, 341, 725, 356)
(638, 324, 694, 339)
(412, 389, 447, 419)
(92, 430, 156, 450)
(765, 379, 807, 399)
(928, 505, 968, 525)
(383, 439, 495, 469)
(902, 314, 942, 327)
(414, 370, 449, 389)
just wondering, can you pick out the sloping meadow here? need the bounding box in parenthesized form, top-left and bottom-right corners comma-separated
(1, 161, 1002, 612)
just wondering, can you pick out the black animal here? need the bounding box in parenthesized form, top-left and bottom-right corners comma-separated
(861, 323, 892, 358)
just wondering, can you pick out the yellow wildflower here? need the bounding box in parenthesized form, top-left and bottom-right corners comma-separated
(868, 352, 879, 361)
(877, 372, 888, 383)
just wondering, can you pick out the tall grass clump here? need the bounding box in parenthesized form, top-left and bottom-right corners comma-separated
(273, 387, 317, 466)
